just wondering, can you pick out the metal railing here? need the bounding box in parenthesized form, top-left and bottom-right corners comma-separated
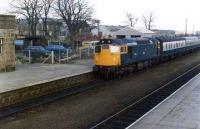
(15, 46, 94, 64)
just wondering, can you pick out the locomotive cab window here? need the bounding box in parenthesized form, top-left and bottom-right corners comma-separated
(95, 45, 101, 53)
(102, 44, 109, 49)
(121, 46, 127, 53)
(0, 38, 3, 54)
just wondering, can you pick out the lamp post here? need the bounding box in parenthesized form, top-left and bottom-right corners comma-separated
(185, 18, 188, 36)
(95, 20, 100, 35)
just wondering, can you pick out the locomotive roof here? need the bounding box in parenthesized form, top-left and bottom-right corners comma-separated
(155, 36, 185, 42)
(99, 37, 187, 45)
(113, 38, 150, 44)
(98, 38, 151, 45)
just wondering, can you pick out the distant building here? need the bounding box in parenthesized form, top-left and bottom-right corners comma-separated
(91, 25, 125, 39)
(0, 15, 16, 72)
(175, 31, 185, 36)
(195, 31, 200, 36)
(16, 18, 95, 42)
(37, 19, 66, 39)
(16, 18, 68, 40)
(16, 19, 29, 36)
(151, 29, 176, 36)
(112, 26, 156, 38)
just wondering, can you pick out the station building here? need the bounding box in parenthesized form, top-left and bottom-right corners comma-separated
(0, 15, 16, 72)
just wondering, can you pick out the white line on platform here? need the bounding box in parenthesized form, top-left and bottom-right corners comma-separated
(125, 73, 200, 129)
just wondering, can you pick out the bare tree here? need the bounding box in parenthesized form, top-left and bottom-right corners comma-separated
(41, 0, 54, 36)
(12, 0, 43, 36)
(126, 12, 138, 27)
(142, 12, 155, 30)
(55, 0, 93, 44)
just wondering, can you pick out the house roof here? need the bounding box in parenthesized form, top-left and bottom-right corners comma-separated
(112, 26, 155, 36)
(134, 27, 155, 34)
(91, 25, 125, 36)
(112, 26, 141, 36)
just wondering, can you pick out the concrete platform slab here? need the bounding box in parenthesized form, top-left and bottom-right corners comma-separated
(0, 59, 93, 108)
(0, 60, 92, 93)
(127, 73, 200, 129)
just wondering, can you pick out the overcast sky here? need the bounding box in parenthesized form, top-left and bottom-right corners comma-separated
(0, 0, 200, 32)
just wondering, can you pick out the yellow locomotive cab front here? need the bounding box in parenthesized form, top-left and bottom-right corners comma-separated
(94, 45, 121, 66)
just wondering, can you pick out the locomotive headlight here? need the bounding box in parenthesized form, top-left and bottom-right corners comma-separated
(95, 56, 99, 61)
(110, 46, 120, 53)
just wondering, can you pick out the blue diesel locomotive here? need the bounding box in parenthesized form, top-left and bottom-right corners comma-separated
(93, 37, 200, 79)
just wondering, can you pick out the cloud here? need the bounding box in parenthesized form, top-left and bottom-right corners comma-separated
(89, 0, 200, 31)
(0, 0, 199, 31)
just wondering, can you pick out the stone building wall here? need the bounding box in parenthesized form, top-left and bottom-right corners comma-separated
(0, 15, 16, 72)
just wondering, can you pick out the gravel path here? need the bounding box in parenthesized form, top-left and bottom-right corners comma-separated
(1, 52, 200, 129)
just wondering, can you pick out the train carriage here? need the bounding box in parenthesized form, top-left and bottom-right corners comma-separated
(156, 37, 186, 57)
(93, 36, 200, 79)
(184, 37, 200, 50)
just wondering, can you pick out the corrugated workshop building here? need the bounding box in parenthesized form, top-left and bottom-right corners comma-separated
(112, 26, 156, 38)
(0, 15, 16, 72)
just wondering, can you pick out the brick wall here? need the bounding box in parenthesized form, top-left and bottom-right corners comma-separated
(0, 72, 93, 108)
(0, 15, 16, 72)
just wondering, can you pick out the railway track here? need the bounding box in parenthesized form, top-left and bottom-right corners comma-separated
(1, 62, 200, 127)
(89, 64, 200, 129)
(0, 80, 100, 120)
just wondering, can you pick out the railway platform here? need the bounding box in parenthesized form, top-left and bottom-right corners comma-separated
(127, 73, 200, 129)
(0, 59, 93, 108)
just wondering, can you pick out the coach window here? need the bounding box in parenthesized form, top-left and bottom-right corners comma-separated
(0, 39, 3, 54)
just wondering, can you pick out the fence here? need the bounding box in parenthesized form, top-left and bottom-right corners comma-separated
(16, 45, 94, 64)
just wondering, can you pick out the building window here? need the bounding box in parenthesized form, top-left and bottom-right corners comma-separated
(0, 39, 3, 54)
(116, 35, 126, 39)
(131, 35, 141, 38)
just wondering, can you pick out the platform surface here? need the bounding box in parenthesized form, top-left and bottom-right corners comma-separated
(0, 59, 93, 93)
(127, 73, 200, 129)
